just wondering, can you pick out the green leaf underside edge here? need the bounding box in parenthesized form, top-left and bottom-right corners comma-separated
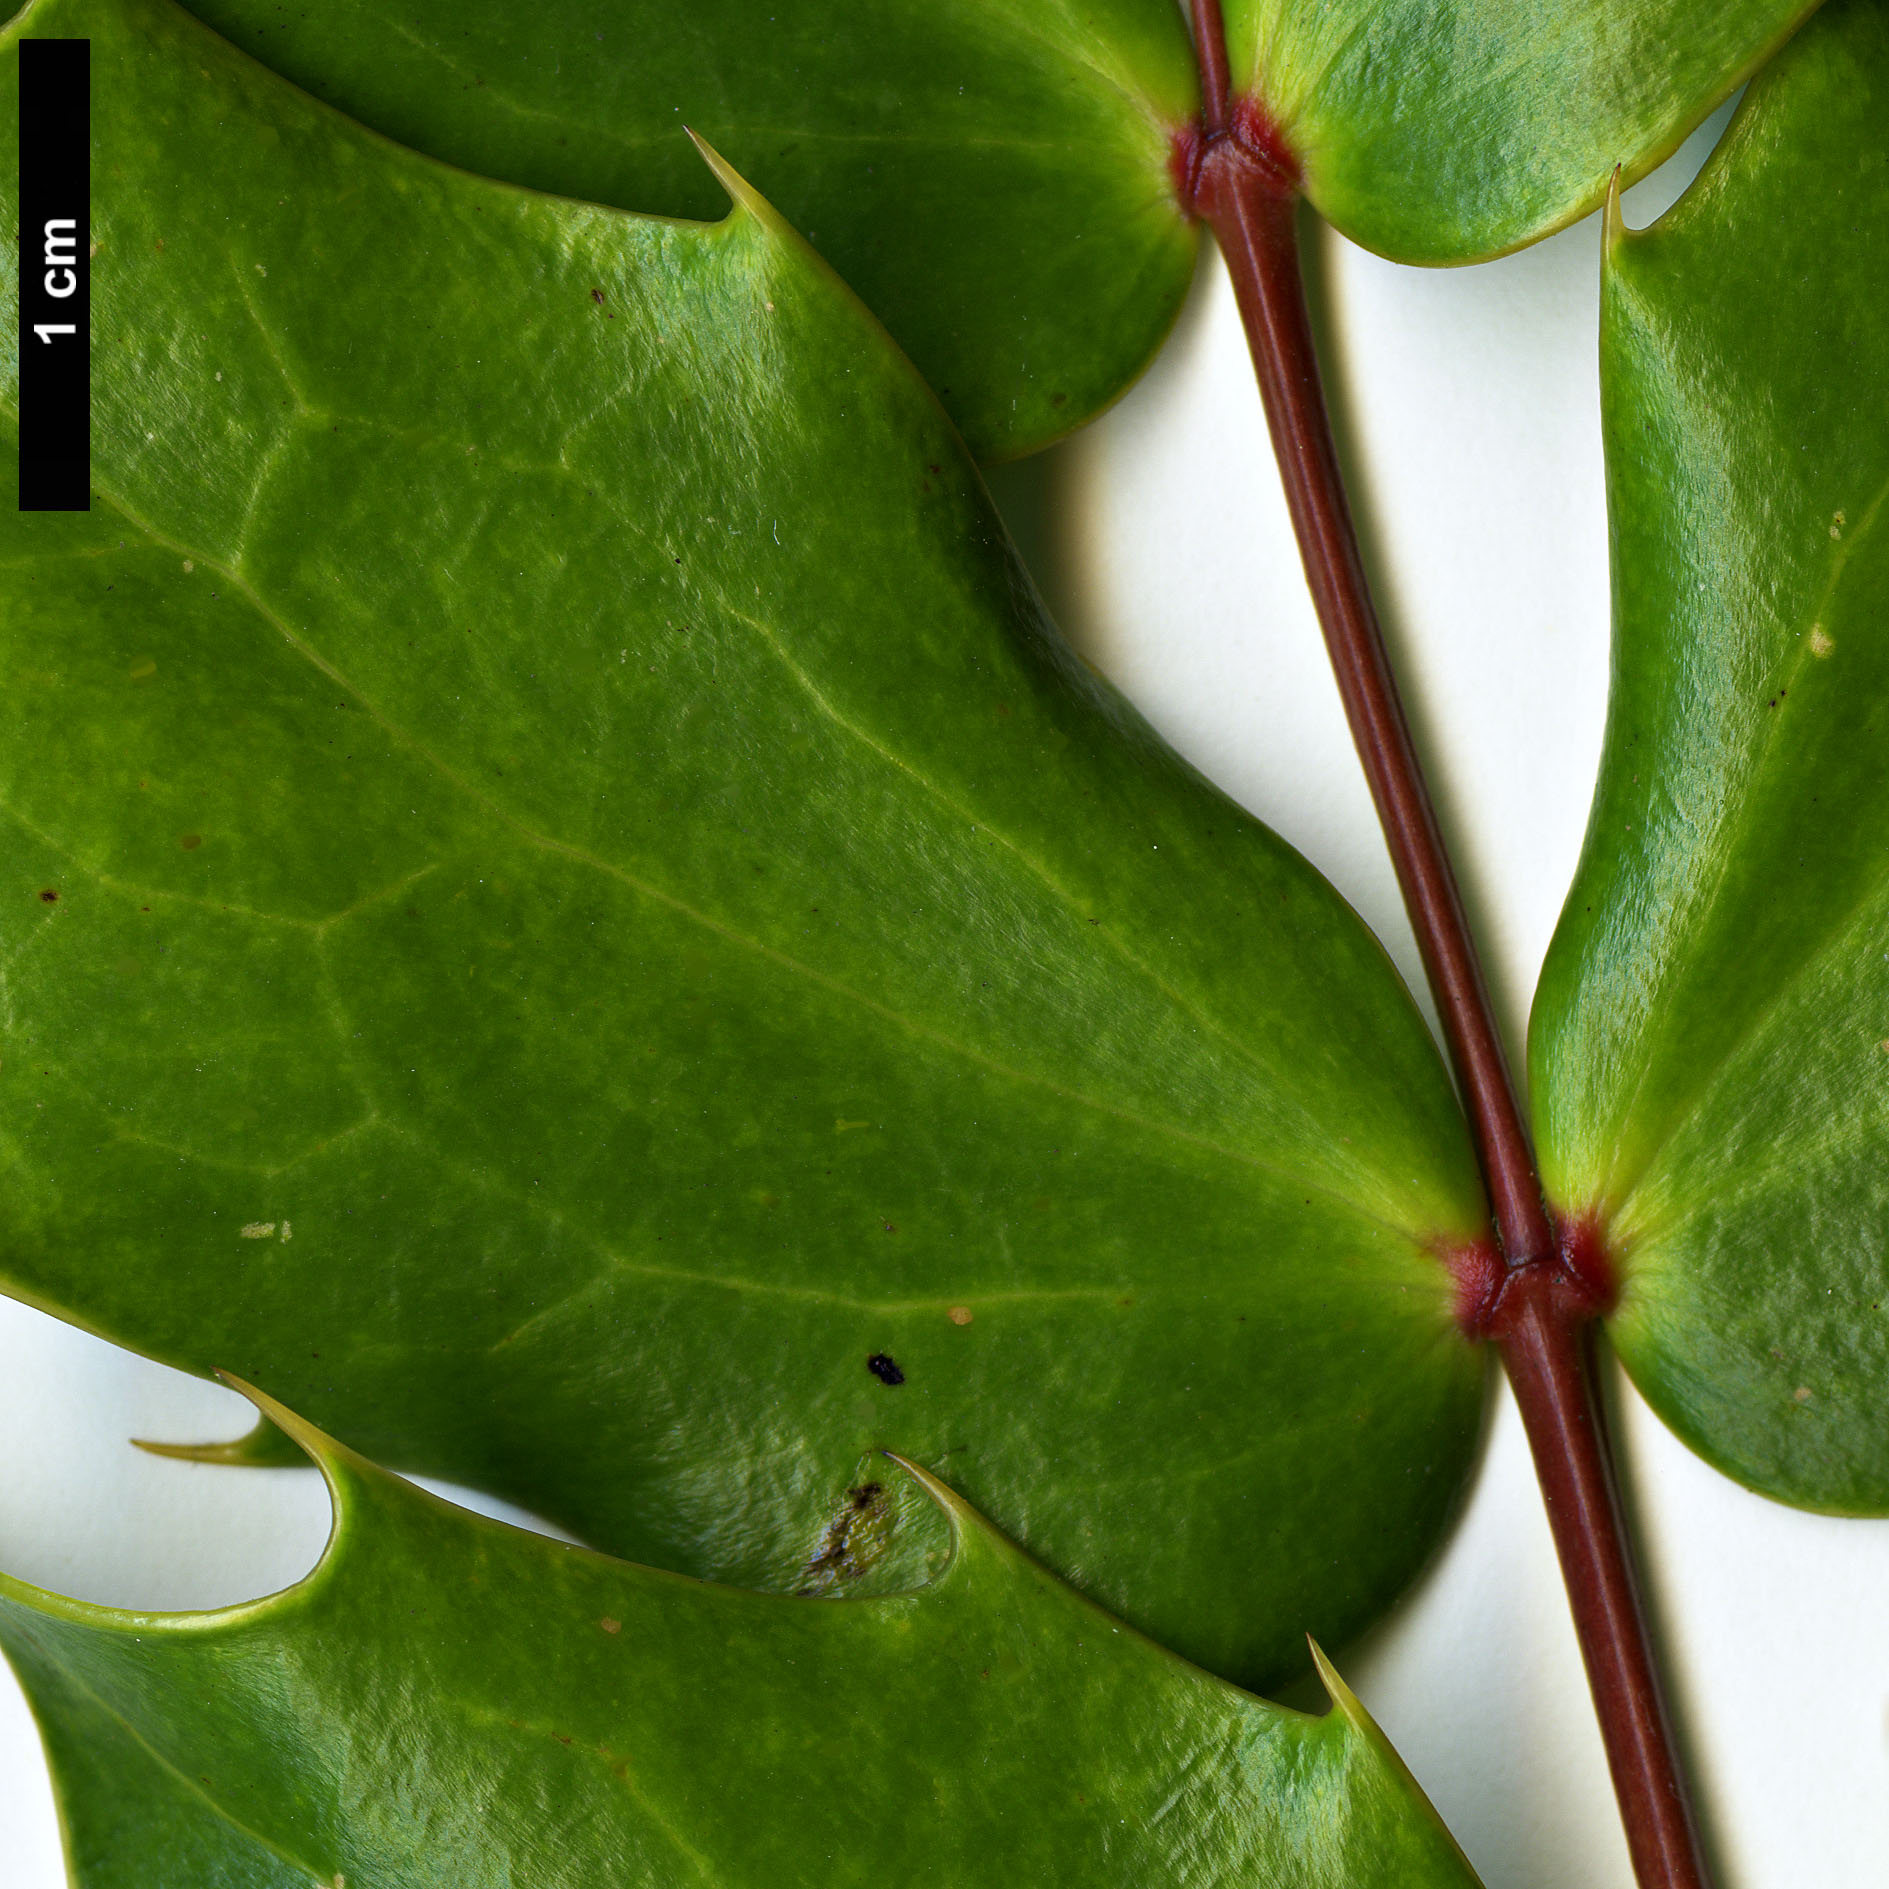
(1226, 0, 1822, 262)
(0, 1385, 1483, 1889)
(173, 0, 1823, 456)
(178, 0, 1203, 463)
(0, 0, 1488, 1691)
(1533, 0, 1889, 1512)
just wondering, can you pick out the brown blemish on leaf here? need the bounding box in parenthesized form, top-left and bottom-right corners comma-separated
(179, 832, 202, 850)
(798, 1480, 892, 1593)
(600, 1617, 621, 1634)
(37, 889, 57, 903)
(948, 1305, 973, 1326)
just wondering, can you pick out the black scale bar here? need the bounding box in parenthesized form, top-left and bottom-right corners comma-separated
(17, 37, 90, 512)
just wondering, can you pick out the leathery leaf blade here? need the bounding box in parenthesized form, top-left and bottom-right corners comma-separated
(1221, 0, 1818, 262)
(0, 0, 1488, 1692)
(0, 1387, 1483, 1889)
(1531, 0, 1889, 1512)
(174, 0, 1201, 463)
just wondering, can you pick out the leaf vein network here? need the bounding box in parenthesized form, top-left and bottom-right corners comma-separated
(92, 483, 1413, 1242)
(1602, 465, 1889, 1211)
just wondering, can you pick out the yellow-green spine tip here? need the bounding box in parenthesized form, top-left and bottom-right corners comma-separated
(1603, 165, 1627, 255)
(684, 127, 772, 221)
(1308, 1636, 1370, 1728)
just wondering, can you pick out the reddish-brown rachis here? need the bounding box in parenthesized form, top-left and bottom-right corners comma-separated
(1173, 4, 1714, 1885)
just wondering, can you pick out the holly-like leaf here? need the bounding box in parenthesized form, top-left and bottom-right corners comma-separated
(171, 0, 1827, 460)
(1224, 0, 1819, 260)
(1531, 0, 1889, 1511)
(0, 1386, 1482, 1889)
(176, 0, 1203, 462)
(0, 0, 1489, 1691)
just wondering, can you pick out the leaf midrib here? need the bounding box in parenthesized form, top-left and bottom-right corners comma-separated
(34, 1654, 330, 1884)
(78, 478, 1422, 1250)
(1600, 465, 1889, 1216)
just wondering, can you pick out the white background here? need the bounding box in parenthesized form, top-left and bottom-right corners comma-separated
(4, 102, 1886, 1886)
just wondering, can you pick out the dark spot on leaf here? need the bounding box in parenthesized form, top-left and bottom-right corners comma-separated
(800, 1481, 890, 1590)
(37, 889, 57, 902)
(179, 833, 202, 850)
(590, 287, 605, 304)
(1052, 392, 1068, 407)
(866, 1352, 905, 1386)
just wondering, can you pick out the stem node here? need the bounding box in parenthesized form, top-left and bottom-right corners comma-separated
(1179, 4, 1714, 1883)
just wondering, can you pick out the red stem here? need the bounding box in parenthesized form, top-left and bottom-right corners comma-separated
(1185, 123, 1552, 1268)
(1186, 0, 1232, 131)
(1491, 1260, 1712, 1889)
(1176, 9, 1714, 1886)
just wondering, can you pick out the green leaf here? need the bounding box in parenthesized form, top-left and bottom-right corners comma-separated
(0, 0, 1488, 1690)
(165, 0, 1827, 459)
(1222, 0, 1820, 260)
(0, 1387, 1483, 1889)
(174, 0, 1203, 462)
(1530, 0, 1889, 1511)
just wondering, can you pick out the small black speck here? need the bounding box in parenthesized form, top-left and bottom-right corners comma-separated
(866, 1352, 905, 1386)
(38, 888, 58, 903)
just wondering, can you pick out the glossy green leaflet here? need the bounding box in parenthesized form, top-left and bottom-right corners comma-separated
(0, 0, 1881, 1873)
